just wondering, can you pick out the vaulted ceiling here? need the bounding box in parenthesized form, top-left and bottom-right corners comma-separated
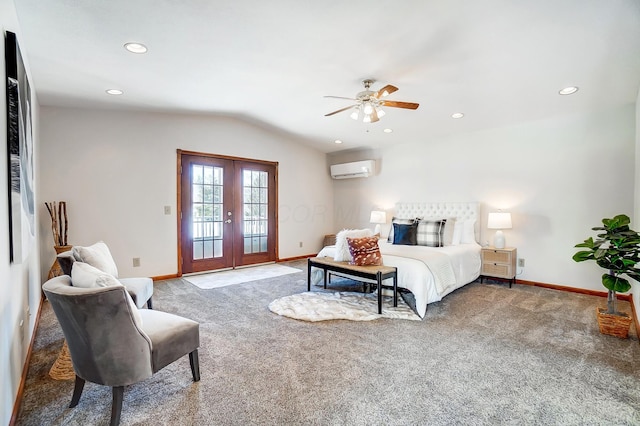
(12, 0, 640, 152)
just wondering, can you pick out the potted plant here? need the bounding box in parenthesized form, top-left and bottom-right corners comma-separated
(573, 214, 640, 338)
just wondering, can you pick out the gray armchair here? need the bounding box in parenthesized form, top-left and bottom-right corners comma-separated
(42, 275, 200, 426)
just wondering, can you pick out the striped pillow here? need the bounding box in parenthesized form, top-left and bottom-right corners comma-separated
(416, 219, 446, 247)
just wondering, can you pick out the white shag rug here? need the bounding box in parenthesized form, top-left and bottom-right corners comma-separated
(268, 291, 421, 321)
(185, 264, 300, 289)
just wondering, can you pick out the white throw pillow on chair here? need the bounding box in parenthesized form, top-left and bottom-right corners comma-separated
(72, 241, 119, 277)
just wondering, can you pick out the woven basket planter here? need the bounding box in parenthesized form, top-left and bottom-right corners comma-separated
(596, 307, 632, 339)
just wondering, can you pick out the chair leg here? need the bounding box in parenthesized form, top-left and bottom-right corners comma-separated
(189, 349, 200, 382)
(111, 386, 124, 426)
(69, 375, 85, 408)
(147, 297, 153, 309)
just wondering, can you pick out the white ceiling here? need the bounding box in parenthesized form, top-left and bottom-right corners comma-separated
(12, 0, 640, 153)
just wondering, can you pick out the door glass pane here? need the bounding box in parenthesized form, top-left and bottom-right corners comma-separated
(242, 169, 268, 254)
(192, 164, 224, 261)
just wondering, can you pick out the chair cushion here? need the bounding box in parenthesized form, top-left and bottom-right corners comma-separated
(119, 277, 154, 309)
(72, 241, 119, 277)
(139, 310, 199, 373)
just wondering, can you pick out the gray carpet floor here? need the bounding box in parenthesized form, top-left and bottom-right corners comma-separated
(16, 261, 640, 425)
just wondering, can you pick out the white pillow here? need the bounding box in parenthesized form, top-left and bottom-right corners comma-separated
(72, 241, 119, 278)
(334, 229, 374, 262)
(460, 219, 477, 244)
(451, 220, 463, 245)
(443, 217, 456, 246)
(71, 262, 142, 326)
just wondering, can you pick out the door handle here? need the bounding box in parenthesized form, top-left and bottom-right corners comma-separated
(225, 219, 232, 224)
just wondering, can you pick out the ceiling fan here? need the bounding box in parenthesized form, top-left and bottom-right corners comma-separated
(324, 79, 419, 123)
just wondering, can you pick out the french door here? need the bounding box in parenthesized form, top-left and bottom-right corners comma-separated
(178, 151, 277, 274)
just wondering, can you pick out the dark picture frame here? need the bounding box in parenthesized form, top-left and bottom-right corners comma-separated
(5, 31, 35, 263)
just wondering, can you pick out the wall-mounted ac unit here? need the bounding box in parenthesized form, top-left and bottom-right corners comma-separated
(330, 160, 375, 179)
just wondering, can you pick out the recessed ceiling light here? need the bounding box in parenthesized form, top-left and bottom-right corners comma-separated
(106, 89, 123, 95)
(451, 112, 464, 119)
(383, 128, 393, 133)
(334, 139, 343, 144)
(559, 86, 579, 95)
(124, 42, 148, 54)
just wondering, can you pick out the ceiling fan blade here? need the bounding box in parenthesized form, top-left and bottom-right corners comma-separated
(325, 105, 356, 117)
(375, 85, 398, 98)
(381, 100, 420, 110)
(324, 95, 358, 101)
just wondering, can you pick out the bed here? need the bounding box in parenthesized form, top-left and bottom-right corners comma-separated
(313, 202, 482, 318)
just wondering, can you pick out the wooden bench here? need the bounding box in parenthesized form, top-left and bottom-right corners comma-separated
(307, 256, 398, 314)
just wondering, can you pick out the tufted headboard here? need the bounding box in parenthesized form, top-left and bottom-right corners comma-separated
(394, 202, 480, 242)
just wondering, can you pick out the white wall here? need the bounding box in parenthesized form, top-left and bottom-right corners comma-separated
(0, 0, 41, 423)
(38, 107, 334, 279)
(331, 104, 636, 293)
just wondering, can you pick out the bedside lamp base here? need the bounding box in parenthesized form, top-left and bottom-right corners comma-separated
(493, 230, 506, 249)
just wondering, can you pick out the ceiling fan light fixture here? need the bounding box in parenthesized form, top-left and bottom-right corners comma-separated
(363, 102, 374, 115)
(323, 80, 419, 122)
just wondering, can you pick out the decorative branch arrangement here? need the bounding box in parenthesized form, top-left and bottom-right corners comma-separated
(45, 201, 68, 247)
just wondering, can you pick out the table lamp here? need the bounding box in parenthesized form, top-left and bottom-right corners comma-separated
(487, 212, 512, 249)
(369, 210, 387, 235)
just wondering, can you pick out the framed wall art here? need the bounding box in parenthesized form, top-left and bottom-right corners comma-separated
(5, 31, 35, 263)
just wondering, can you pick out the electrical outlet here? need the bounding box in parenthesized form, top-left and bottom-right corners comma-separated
(299, 241, 303, 248)
(164, 206, 171, 215)
(133, 257, 141, 267)
(518, 258, 525, 267)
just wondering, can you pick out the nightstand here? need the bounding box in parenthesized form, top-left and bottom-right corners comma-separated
(323, 234, 336, 247)
(480, 247, 517, 287)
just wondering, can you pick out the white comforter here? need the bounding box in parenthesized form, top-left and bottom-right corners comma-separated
(314, 241, 481, 318)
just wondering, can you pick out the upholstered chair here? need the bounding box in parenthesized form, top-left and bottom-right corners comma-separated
(57, 243, 153, 309)
(43, 275, 200, 426)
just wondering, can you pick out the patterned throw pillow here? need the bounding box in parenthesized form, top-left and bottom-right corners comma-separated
(346, 236, 383, 266)
(392, 222, 418, 245)
(416, 219, 446, 247)
(334, 229, 374, 262)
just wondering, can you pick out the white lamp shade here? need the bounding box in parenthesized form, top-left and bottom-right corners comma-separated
(369, 210, 387, 224)
(487, 212, 512, 229)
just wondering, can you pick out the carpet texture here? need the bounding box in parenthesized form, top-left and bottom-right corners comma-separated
(183, 263, 300, 289)
(16, 260, 640, 425)
(268, 291, 421, 321)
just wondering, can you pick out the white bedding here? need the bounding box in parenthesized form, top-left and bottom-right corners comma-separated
(314, 241, 481, 318)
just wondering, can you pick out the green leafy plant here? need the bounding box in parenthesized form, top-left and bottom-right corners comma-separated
(573, 214, 640, 314)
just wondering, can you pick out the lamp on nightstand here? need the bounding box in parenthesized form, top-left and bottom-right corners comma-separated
(370, 210, 387, 235)
(487, 212, 512, 249)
